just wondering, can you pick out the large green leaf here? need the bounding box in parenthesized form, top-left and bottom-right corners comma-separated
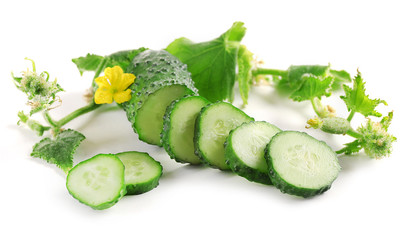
(166, 22, 246, 102)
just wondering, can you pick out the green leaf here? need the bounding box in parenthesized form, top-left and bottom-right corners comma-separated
(340, 70, 387, 117)
(277, 65, 330, 95)
(31, 129, 86, 173)
(72, 48, 147, 76)
(289, 74, 333, 102)
(72, 54, 105, 76)
(330, 69, 351, 91)
(338, 139, 363, 155)
(380, 111, 394, 131)
(276, 65, 351, 96)
(237, 45, 254, 105)
(166, 22, 246, 102)
(106, 48, 148, 72)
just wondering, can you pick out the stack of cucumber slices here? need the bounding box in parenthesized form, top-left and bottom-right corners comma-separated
(162, 98, 341, 198)
(67, 50, 341, 209)
(67, 152, 162, 210)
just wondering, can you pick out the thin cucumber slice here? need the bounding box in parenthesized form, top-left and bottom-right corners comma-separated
(135, 85, 192, 146)
(116, 151, 162, 195)
(265, 131, 341, 198)
(162, 96, 210, 164)
(195, 102, 254, 170)
(225, 121, 281, 185)
(66, 154, 127, 210)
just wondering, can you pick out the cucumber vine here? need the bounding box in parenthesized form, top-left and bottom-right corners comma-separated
(12, 22, 396, 174)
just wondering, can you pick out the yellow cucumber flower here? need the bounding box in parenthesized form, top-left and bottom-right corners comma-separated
(94, 66, 135, 104)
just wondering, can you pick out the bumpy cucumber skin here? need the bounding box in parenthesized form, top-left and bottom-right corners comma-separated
(225, 121, 280, 185)
(66, 154, 127, 210)
(126, 176, 161, 195)
(117, 151, 163, 195)
(161, 96, 210, 165)
(121, 50, 198, 143)
(321, 117, 351, 134)
(194, 102, 254, 170)
(264, 131, 338, 198)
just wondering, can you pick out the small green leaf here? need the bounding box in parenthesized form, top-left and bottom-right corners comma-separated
(340, 70, 387, 117)
(106, 48, 148, 72)
(276, 65, 351, 96)
(289, 74, 333, 102)
(237, 45, 254, 105)
(338, 139, 363, 155)
(31, 129, 86, 173)
(277, 65, 330, 95)
(166, 22, 246, 102)
(380, 111, 394, 131)
(72, 54, 105, 76)
(72, 48, 147, 76)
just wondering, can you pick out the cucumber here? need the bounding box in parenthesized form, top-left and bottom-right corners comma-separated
(116, 151, 162, 195)
(265, 131, 341, 198)
(66, 154, 127, 210)
(122, 50, 198, 146)
(225, 121, 281, 185)
(162, 96, 210, 164)
(195, 102, 254, 170)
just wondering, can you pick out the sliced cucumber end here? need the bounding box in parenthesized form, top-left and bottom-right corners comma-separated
(266, 131, 341, 198)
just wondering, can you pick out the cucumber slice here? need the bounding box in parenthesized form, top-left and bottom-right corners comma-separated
(265, 131, 341, 198)
(195, 102, 254, 170)
(116, 151, 162, 195)
(135, 84, 192, 146)
(66, 154, 127, 210)
(162, 96, 210, 164)
(225, 121, 281, 185)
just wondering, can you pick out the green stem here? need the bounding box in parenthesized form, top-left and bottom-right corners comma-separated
(92, 58, 108, 87)
(310, 98, 327, 118)
(252, 68, 287, 78)
(346, 129, 363, 139)
(43, 111, 58, 127)
(347, 110, 356, 122)
(54, 102, 101, 129)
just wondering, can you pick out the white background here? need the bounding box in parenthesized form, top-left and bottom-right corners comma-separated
(1, 0, 414, 239)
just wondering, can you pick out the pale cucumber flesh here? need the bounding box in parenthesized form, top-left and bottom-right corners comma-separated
(266, 131, 341, 197)
(196, 102, 254, 170)
(116, 151, 162, 195)
(229, 121, 281, 173)
(66, 154, 126, 210)
(135, 85, 189, 146)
